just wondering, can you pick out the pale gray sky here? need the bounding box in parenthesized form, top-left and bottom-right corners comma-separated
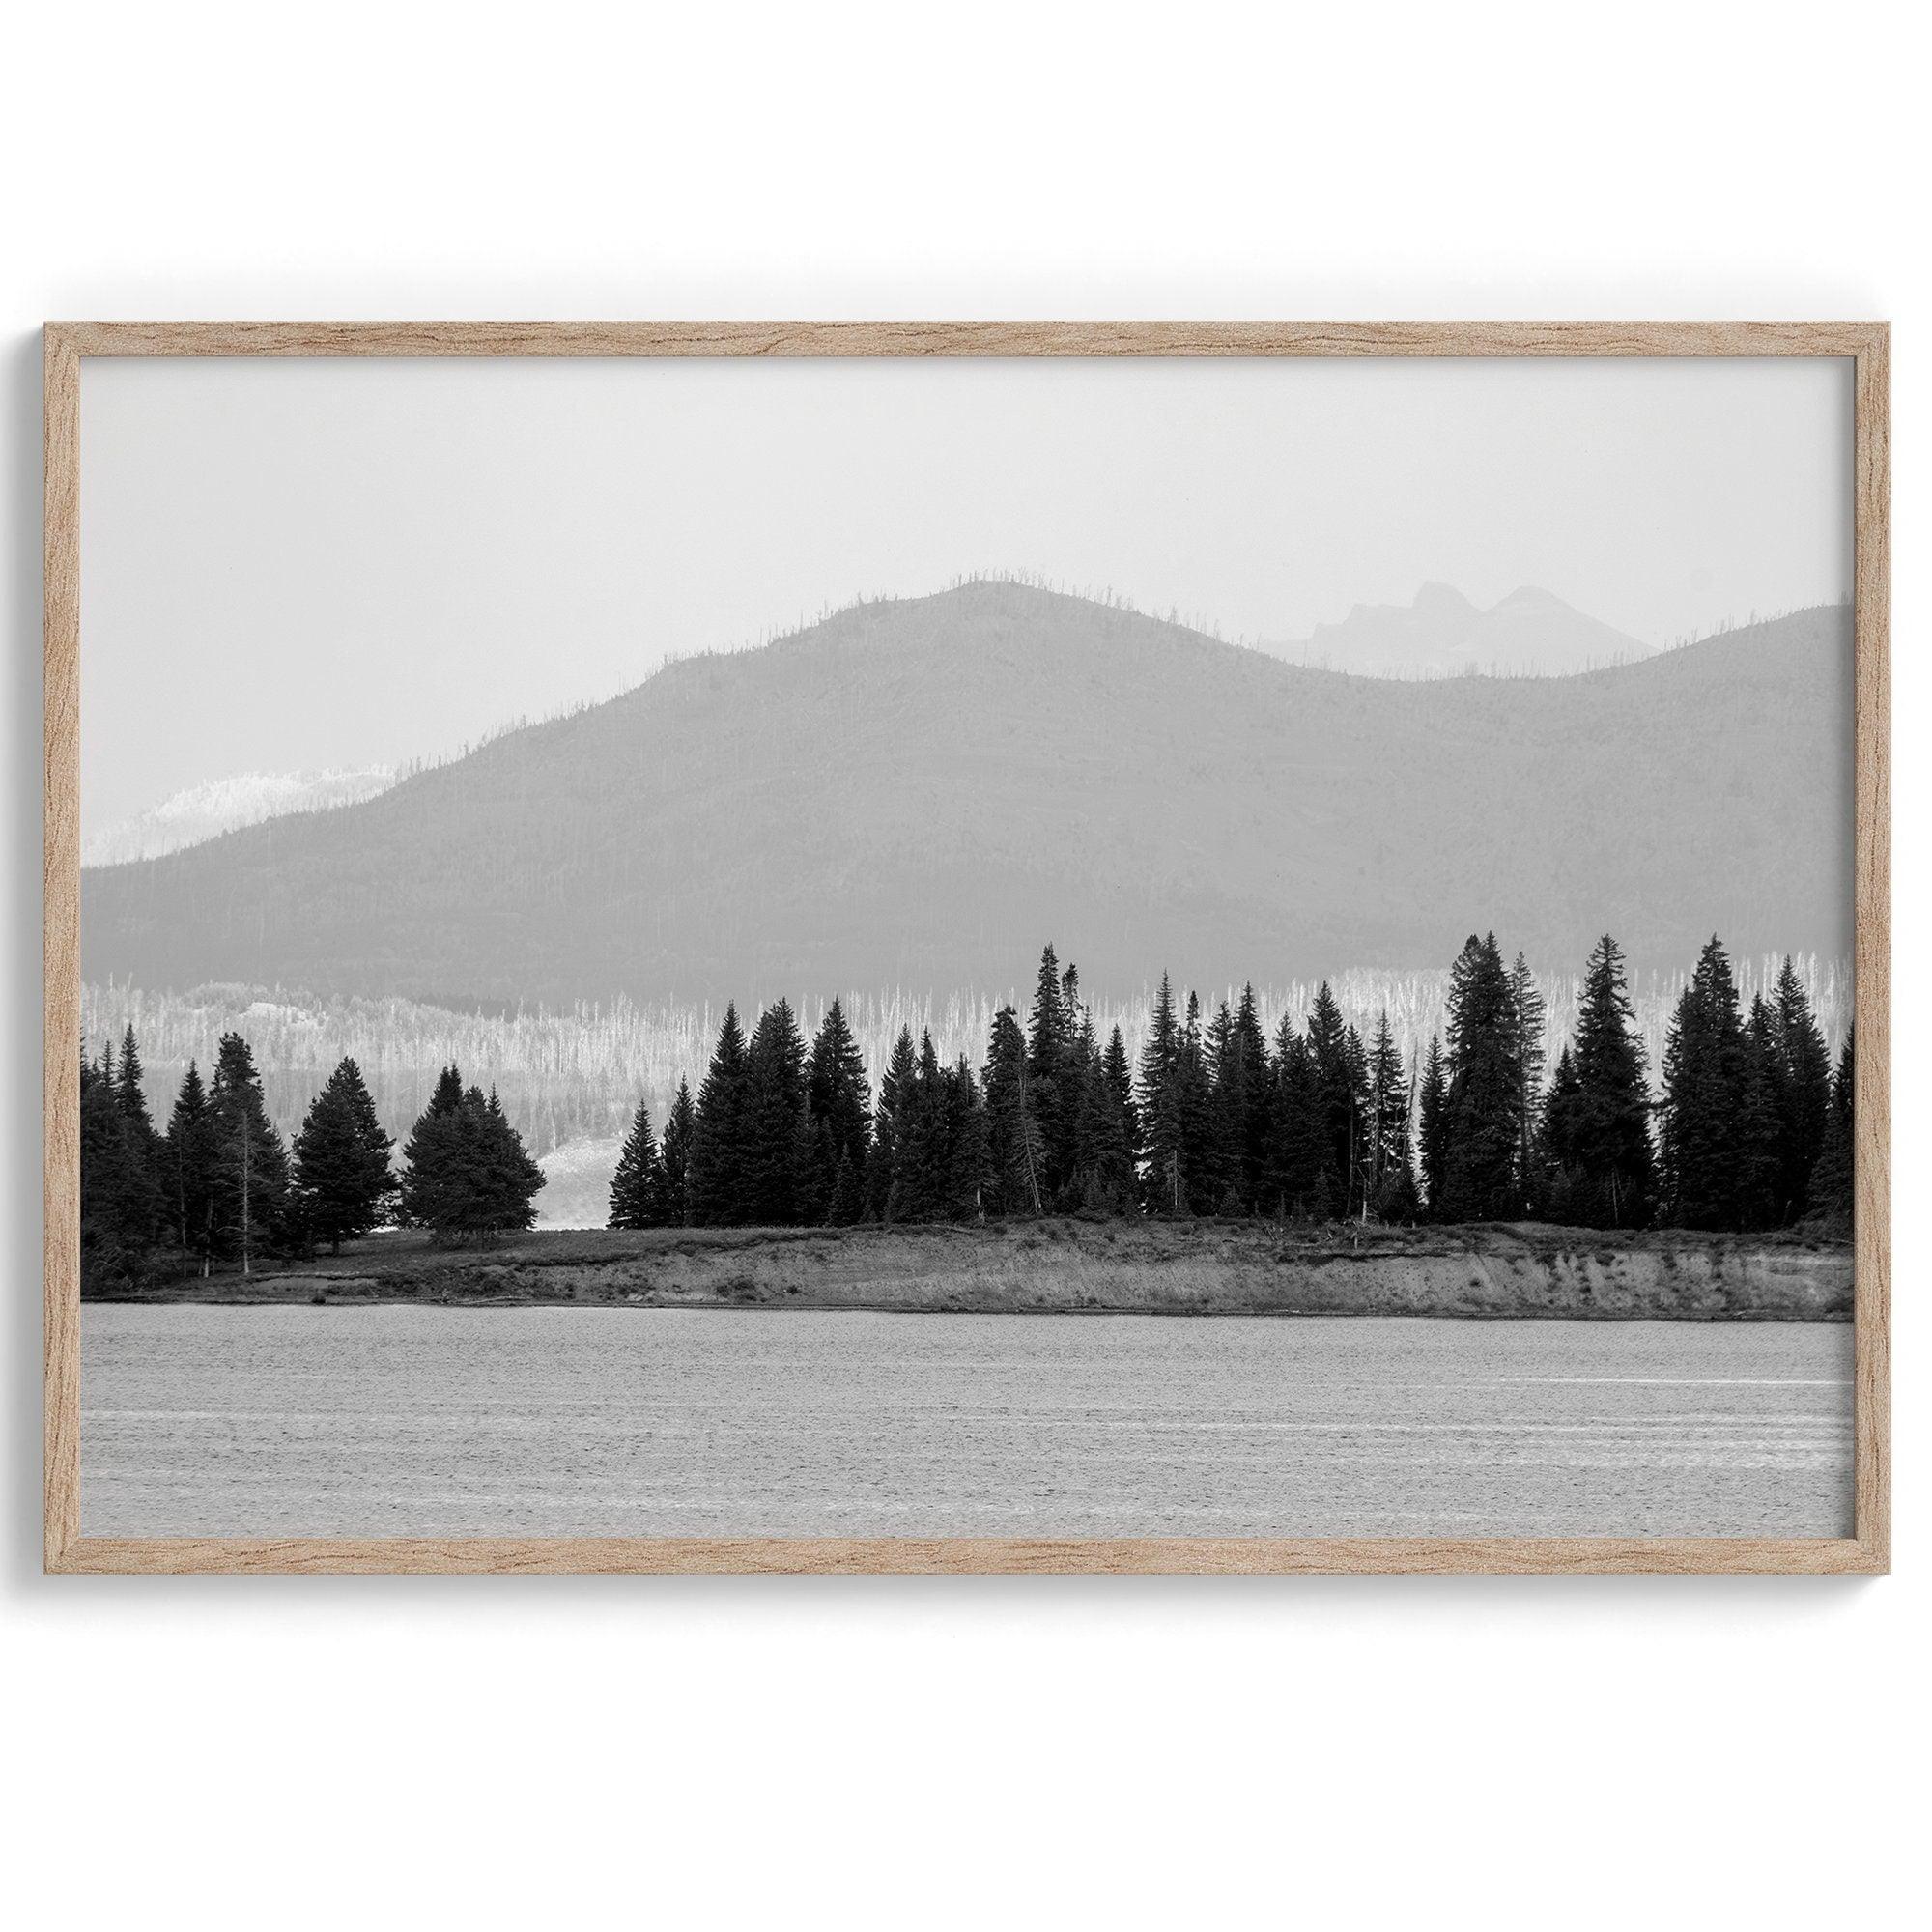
(81, 355, 1852, 827)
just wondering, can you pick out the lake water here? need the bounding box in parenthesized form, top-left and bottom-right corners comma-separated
(80, 1307, 1854, 1539)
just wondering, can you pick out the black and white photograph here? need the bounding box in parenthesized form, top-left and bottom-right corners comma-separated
(10, 7, 1926, 1928)
(73, 349, 1861, 1545)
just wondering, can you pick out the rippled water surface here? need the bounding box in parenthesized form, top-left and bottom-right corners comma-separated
(81, 1307, 1853, 1538)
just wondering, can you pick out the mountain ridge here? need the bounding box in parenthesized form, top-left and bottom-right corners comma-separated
(83, 581, 1852, 1006)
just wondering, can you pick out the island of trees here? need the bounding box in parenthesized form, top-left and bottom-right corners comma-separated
(78, 930, 1854, 1295)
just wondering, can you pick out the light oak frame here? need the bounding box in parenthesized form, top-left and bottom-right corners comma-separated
(43, 320, 1891, 1575)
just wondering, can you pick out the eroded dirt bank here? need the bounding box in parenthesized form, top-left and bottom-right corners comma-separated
(114, 1220, 1852, 1320)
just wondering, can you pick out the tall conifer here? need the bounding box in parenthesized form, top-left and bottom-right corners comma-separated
(653, 1078, 696, 1226)
(1660, 936, 1751, 1229)
(1808, 1034, 1854, 1223)
(1305, 984, 1360, 1216)
(162, 1060, 219, 1277)
(1438, 935, 1522, 1221)
(293, 1056, 396, 1251)
(80, 1048, 162, 1291)
(1025, 944, 1072, 1200)
(208, 1032, 291, 1272)
(608, 1098, 665, 1230)
(1508, 952, 1548, 1210)
(741, 999, 812, 1225)
(1558, 934, 1656, 1228)
(688, 1005, 750, 1226)
(869, 1027, 918, 1222)
(982, 1004, 1042, 1216)
(806, 998, 871, 1224)
(1364, 1013, 1416, 1221)
(1417, 1035, 1448, 1217)
(1264, 1020, 1325, 1217)
(1771, 957, 1833, 1220)
(1137, 974, 1186, 1215)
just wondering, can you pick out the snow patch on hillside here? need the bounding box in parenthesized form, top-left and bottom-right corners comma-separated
(85, 767, 398, 866)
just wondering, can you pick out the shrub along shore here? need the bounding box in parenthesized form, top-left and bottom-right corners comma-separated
(101, 1218, 1851, 1321)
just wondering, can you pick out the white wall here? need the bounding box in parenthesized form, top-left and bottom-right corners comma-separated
(2, 5, 1920, 1925)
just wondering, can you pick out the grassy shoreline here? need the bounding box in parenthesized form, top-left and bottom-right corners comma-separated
(94, 1219, 1853, 1321)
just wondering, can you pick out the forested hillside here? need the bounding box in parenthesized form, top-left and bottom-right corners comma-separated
(82, 582, 1852, 1006)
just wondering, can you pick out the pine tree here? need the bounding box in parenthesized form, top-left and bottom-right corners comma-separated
(399, 1075, 544, 1242)
(1437, 935, 1522, 1222)
(1508, 952, 1548, 1212)
(1807, 1034, 1855, 1223)
(1660, 936, 1751, 1230)
(885, 1032, 947, 1222)
(80, 1048, 162, 1292)
(1342, 1025, 1370, 1214)
(1093, 1024, 1140, 1214)
(1771, 957, 1833, 1220)
(208, 1032, 291, 1272)
(869, 1027, 918, 1222)
(1558, 934, 1656, 1228)
(652, 1078, 696, 1226)
(1263, 1019, 1326, 1219)
(740, 999, 812, 1225)
(1736, 996, 1787, 1232)
(161, 1060, 219, 1277)
(806, 997, 871, 1224)
(115, 1024, 156, 1142)
(608, 1098, 665, 1230)
(687, 1005, 750, 1226)
(1203, 1000, 1243, 1211)
(480, 1088, 546, 1236)
(292, 1056, 396, 1251)
(426, 1064, 467, 1117)
(1054, 959, 1092, 1205)
(1025, 944, 1073, 1201)
(1539, 1045, 1586, 1223)
(107, 1024, 163, 1245)
(1232, 985, 1271, 1209)
(1137, 973, 1186, 1215)
(1416, 1035, 1448, 1218)
(944, 1057, 993, 1220)
(982, 1004, 1043, 1216)
(1305, 984, 1361, 1217)
(1176, 992, 1216, 1215)
(1364, 1012, 1417, 1221)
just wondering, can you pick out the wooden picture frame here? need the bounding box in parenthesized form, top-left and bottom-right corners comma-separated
(44, 320, 1891, 1576)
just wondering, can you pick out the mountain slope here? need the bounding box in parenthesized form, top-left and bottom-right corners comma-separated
(82, 583, 1852, 1005)
(1279, 582, 1652, 677)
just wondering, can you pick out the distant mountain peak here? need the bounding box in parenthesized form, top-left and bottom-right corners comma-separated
(1278, 582, 1650, 679)
(1492, 584, 1573, 613)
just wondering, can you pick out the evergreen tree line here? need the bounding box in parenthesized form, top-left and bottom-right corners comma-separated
(79, 1032, 546, 1292)
(610, 937, 1856, 1236)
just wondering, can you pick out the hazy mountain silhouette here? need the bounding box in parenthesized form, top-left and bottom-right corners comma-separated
(82, 582, 1850, 1006)
(1276, 582, 1652, 677)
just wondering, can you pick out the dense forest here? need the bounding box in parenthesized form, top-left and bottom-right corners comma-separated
(608, 933, 1854, 1236)
(80, 930, 1854, 1294)
(79, 1032, 545, 1292)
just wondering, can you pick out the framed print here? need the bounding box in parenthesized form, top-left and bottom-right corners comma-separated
(44, 321, 1889, 1574)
